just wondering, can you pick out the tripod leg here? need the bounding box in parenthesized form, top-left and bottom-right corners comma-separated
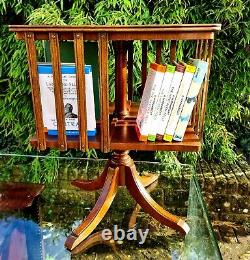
(70, 231, 118, 255)
(138, 173, 159, 187)
(128, 179, 158, 229)
(125, 166, 189, 235)
(65, 167, 119, 250)
(71, 163, 109, 191)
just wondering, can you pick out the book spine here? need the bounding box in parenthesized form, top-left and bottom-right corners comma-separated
(136, 63, 166, 141)
(155, 63, 185, 141)
(163, 64, 196, 142)
(148, 64, 175, 141)
(173, 60, 208, 141)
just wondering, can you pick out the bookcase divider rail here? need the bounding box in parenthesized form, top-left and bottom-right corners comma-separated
(98, 33, 110, 153)
(127, 41, 134, 101)
(200, 39, 214, 139)
(170, 40, 177, 62)
(73, 33, 88, 151)
(141, 40, 148, 96)
(49, 32, 67, 151)
(25, 32, 46, 151)
(156, 41, 163, 64)
(113, 41, 129, 117)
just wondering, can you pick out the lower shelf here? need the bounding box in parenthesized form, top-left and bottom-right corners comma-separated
(30, 122, 201, 152)
(30, 101, 201, 152)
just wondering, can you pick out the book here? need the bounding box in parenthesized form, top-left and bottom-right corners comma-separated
(136, 63, 166, 141)
(44, 41, 100, 120)
(173, 59, 208, 141)
(38, 63, 96, 136)
(163, 63, 196, 142)
(155, 63, 185, 141)
(147, 64, 176, 141)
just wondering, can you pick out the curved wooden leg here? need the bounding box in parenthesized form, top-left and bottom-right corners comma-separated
(128, 179, 158, 229)
(65, 167, 119, 250)
(70, 231, 118, 255)
(125, 166, 190, 235)
(139, 173, 159, 187)
(71, 163, 110, 191)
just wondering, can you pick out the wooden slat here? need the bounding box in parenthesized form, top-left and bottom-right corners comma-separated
(127, 41, 134, 101)
(196, 39, 209, 134)
(156, 41, 163, 63)
(141, 41, 148, 96)
(98, 33, 110, 152)
(198, 39, 204, 59)
(49, 32, 67, 151)
(200, 39, 214, 139)
(25, 32, 46, 150)
(170, 40, 177, 61)
(74, 33, 88, 151)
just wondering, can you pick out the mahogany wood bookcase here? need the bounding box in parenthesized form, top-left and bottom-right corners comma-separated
(9, 24, 221, 250)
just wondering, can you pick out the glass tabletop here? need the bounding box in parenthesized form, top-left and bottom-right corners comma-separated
(0, 154, 222, 259)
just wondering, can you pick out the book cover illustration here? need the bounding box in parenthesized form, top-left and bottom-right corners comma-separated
(136, 63, 166, 141)
(38, 63, 96, 136)
(173, 59, 208, 141)
(163, 63, 196, 142)
(147, 64, 176, 142)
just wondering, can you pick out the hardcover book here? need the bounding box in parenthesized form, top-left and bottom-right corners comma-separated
(155, 63, 185, 141)
(147, 64, 176, 142)
(163, 63, 196, 142)
(136, 63, 166, 141)
(38, 63, 96, 136)
(173, 59, 208, 141)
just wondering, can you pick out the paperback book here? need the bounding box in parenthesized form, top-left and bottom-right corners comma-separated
(136, 63, 166, 141)
(38, 63, 96, 136)
(173, 59, 208, 141)
(163, 63, 196, 142)
(155, 63, 185, 141)
(147, 64, 176, 142)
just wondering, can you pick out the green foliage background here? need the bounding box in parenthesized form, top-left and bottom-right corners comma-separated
(0, 0, 249, 180)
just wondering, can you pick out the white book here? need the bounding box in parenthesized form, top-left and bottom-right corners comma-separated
(173, 59, 208, 141)
(38, 63, 96, 136)
(155, 63, 185, 141)
(136, 63, 166, 141)
(163, 64, 196, 142)
(147, 64, 175, 141)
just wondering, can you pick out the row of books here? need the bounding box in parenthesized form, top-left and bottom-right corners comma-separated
(38, 63, 96, 136)
(136, 59, 208, 142)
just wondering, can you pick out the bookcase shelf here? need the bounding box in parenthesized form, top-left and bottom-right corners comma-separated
(10, 24, 221, 251)
(30, 102, 201, 152)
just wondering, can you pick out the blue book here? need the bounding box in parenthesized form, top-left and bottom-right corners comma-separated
(38, 63, 96, 136)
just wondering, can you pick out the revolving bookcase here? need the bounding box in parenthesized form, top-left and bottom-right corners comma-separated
(9, 24, 221, 251)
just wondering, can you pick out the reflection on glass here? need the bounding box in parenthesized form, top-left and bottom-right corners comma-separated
(0, 154, 221, 259)
(181, 174, 222, 260)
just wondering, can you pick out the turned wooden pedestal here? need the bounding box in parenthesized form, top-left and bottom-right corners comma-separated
(65, 151, 189, 250)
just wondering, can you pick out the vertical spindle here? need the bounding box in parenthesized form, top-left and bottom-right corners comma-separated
(25, 32, 46, 150)
(98, 33, 110, 153)
(141, 41, 148, 96)
(74, 33, 88, 151)
(49, 32, 67, 151)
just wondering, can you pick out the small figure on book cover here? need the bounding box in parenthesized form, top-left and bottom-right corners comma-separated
(64, 103, 77, 118)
